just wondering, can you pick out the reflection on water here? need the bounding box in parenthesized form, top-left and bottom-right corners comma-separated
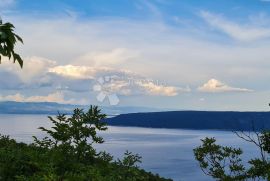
(0, 114, 258, 181)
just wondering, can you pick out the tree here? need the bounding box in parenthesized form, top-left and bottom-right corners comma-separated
(33, 106, 108, 162)
(194, 131, 270, 180)
(0, 18, 23, 68)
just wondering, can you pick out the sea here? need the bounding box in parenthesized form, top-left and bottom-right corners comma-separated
(0, 114, 259, 181)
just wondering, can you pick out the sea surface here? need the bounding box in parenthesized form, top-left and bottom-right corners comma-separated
(0, 114, 259, 181)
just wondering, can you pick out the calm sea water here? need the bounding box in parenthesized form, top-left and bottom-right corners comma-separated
(0, 114, 259, 181)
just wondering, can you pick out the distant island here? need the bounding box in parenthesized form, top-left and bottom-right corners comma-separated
(106, 111, 270, 131)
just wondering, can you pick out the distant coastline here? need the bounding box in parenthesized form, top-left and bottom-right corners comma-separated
(106, 111, 270, 131)
(2, 101, 270, 131)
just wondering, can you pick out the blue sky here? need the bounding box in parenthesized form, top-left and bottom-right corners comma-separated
(1, 0, 270, 111)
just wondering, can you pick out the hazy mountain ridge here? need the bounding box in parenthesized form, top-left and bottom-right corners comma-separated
(0, 101, 166, 115)
(106, 111, 270, 131)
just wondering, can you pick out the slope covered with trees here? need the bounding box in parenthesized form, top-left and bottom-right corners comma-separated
(0, 106, 171, 181)
(106, 111, 270, 131)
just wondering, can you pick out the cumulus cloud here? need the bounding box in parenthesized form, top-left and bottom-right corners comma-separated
(0, 55, 185, 97)
(200, 11, 270, 41)
(1, 56, 56, 82)
(48, 64, 138, 81)
(92, 75, 189, 97)
(198, 79, 253, 93)
(136, 81, 189, 96)
(47, 63, 188, 97)
(93, 78, 131, 96)
(48, 65, 100, 79)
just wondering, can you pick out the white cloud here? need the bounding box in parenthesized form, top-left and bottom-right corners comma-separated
(94, 78, 131, 96)
(1, 56, 56, 82)
(0, 55, 186, 96)
(136, 81, 189, 96)
(48, 64, 137, 80)
(75, 48, 140, 67)
(0, 92, 76, 104)
(92, 74, 188, 97)
(200, 11, 270, 41)
(2, 54, 194, 98)
(0, 92, 89, 105)
(48, 65, 100, 79)
(198, 79, 253, 93)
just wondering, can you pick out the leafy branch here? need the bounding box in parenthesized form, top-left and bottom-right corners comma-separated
(0, 18, 24, 68)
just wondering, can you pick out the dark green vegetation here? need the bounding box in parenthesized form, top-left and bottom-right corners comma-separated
(194, 131, 270, 180)
(0, 106, 171, 181)
(107, 111, 270, 131)
(0, 19, 23, 68)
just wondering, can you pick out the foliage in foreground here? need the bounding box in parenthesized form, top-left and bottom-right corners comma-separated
(0, 18, 23, 68)
(194, 131, 270, 180)
(0, 106, 171, 181)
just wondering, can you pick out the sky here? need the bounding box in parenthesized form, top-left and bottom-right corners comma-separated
(1, 0, 270, 111)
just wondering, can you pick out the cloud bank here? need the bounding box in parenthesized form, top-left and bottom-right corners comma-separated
(0, 92, 74, 104)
